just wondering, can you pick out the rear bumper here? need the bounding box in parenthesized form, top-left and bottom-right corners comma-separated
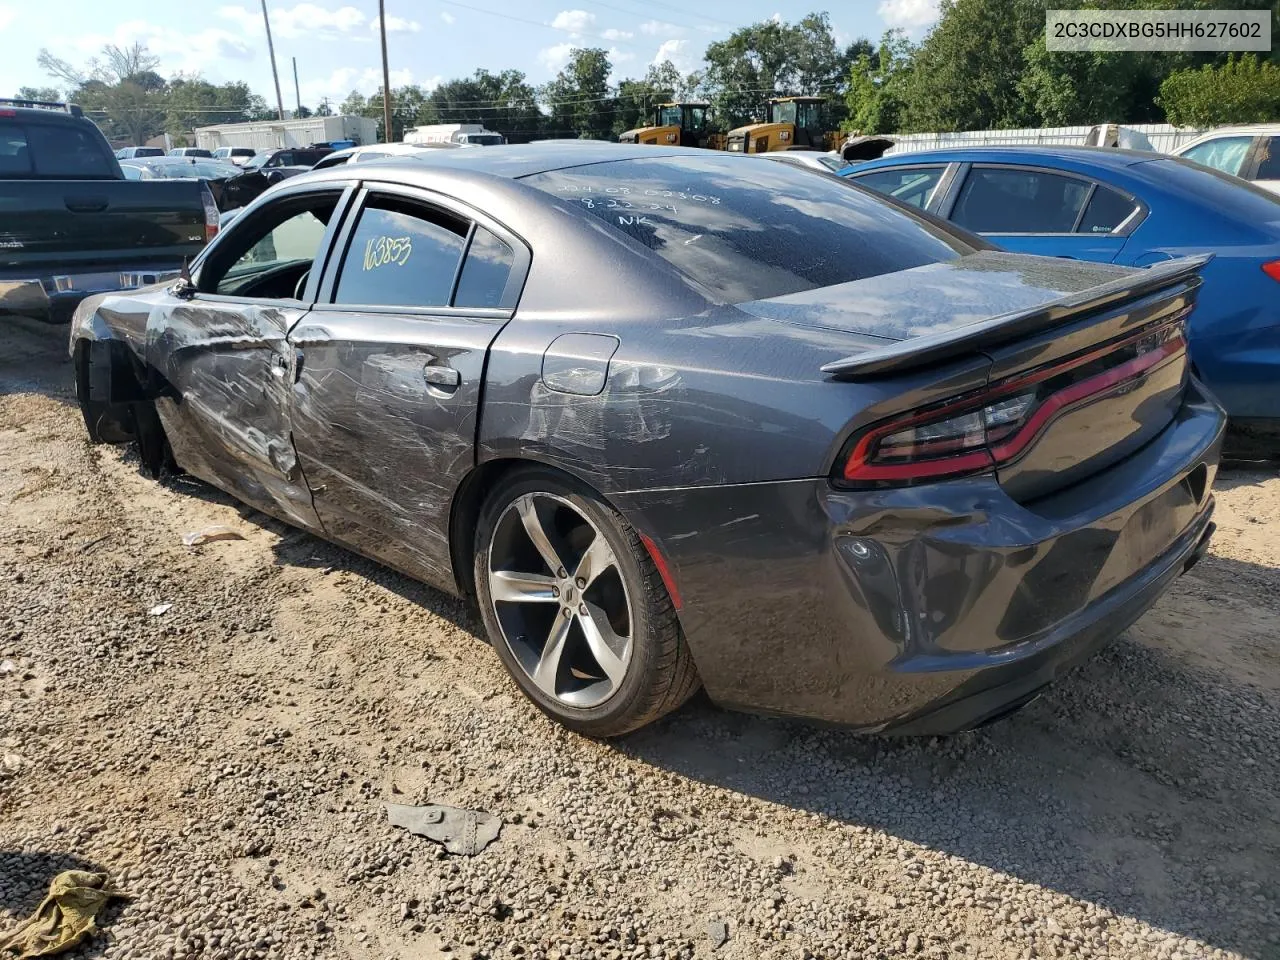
(615, 379, 1226, 732)
(0, 266, 182, 322)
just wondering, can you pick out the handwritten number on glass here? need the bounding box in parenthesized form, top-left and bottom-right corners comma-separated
(363, 236, 413, 271)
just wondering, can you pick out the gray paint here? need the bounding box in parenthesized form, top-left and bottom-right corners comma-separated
(69, 145, 1227, 731)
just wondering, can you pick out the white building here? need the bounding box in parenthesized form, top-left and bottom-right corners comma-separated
(195, 115, 379, 151)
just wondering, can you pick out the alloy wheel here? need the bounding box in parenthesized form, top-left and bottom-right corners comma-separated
(486, 493, 634, 708)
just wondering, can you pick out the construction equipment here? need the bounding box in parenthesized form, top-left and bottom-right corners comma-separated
(618, 102, 717, 148)
(726, 96, 841, 154)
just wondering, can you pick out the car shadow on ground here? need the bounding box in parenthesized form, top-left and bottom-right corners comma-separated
(0, 850, 124, 959)
(619, 551, 1280, 959)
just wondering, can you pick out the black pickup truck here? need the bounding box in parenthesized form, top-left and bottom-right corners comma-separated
(0, 99, 217, 322)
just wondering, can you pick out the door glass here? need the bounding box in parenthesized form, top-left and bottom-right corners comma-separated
(852, 167, 946, 209)
(334, 194, 468, 308)
(1077, 185, 1137, 234)
(952, 168, 1089, 233)
(453, 227, 515, 309)
(1255, 137, 1280, 180)
(1179, 136, 1253, 177)
(208, 194, 340, 298)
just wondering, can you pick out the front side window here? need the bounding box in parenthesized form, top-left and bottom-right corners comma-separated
(852, 166, 947, 210)
(523, 155, 977, 304)
(952, 168, 1089, 233)
(333, 194, 467, 308)
(657, 106, 680, 127)
(204, 193, 340, 299)
(1179, 136, 1254, 177)
(772, 101, 796, 126)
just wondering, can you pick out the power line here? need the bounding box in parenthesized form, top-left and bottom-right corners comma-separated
(436, 0, 634, 45)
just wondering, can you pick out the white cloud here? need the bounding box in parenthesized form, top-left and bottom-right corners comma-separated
(610, 47, 635, 64)
(640, 20, 682, 36)
(650, 38, 697, 74)
(877, 0, 940, 30)
(537, 42, 575, 74)
(551, 9, 594, 37)
(440, 11, 456, 24)
(371, 14, 421, 34)
(218, 3, 366, 40)
(0, 5, 16, 31)
(601, 28, 633, 40)
(62, 20, 254, 76)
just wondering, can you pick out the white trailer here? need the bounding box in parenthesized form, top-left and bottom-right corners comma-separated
(194, 115, 379, 152)
(404, 123, 506, 146)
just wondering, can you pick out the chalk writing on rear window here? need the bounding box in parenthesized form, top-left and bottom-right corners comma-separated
(363, 236, 413, 270)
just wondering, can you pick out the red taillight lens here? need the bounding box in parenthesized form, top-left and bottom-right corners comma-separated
(1263, 260, 1280, 283)
(201, 186, 220, 243)
(838, 318, 1188, 487)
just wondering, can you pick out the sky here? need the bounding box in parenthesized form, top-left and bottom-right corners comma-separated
(0, 0, 943, 111)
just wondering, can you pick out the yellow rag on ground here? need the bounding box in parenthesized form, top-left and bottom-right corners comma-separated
(0, 870, 127, 958)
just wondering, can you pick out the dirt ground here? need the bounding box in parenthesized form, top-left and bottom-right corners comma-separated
(1, 314, 1277, 960)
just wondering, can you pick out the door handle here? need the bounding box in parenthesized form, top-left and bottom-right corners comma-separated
(65, 196, 109, 213)
(423, 364, 461, 391)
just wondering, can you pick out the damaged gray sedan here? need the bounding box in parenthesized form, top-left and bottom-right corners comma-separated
(71, 145, 1223, 737)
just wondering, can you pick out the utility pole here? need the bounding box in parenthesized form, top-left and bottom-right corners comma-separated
(292, 57, 302, 115)
(261, 0, 286, 121)
(379, 0, 393, 142)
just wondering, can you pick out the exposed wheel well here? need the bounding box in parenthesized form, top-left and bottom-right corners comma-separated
(449, 458, 615, 600)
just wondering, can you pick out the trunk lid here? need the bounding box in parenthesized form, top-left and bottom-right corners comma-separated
(742, 251, 1208, 500)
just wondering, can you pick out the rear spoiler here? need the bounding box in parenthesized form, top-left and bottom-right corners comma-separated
(821, 254, 1212, 381)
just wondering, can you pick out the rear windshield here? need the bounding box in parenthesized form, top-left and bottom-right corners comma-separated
(522, 155, 977, 303)
(0, 119, 116, 179)
(1143, 157, 1280, 222)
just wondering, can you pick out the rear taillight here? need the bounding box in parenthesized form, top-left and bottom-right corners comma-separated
(200, 185, 219, 243)
(837, 316, 1189, 487)
(1263, 260, 1280, 283)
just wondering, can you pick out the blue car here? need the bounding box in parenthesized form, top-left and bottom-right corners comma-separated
(843, 146, 1280, 455)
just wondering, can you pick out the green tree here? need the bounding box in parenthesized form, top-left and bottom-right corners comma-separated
(541, 48, 613, 140)
(38, 42, 168, 144)
(1159, 54, 1280, 126)
(901, 0, 1044, 132)
(15, 86, 63, 103)
(429, 69, 541, 141)
(164, 76, 255, 138)
(613, 61, 685, 136)
(843, 31, 914, 135)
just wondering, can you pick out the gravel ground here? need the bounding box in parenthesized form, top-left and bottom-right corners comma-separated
(1, 315, 1278, 960)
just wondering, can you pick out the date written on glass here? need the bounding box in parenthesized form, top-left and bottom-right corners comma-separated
(558, 185, 722, 205)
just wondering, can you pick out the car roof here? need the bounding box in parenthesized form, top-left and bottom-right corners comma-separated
(856, 144, 1166, 171)
(350, 141, 692, 179)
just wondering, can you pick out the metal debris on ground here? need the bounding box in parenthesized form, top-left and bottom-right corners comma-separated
(0, 870, 128, 958)
(147, 603, 173, 617)
(182, 525, 246, 547)
(385, 803, 502, 856)
(706, 920, 729, 950)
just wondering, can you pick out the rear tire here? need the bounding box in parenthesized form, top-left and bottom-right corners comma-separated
(473, 466, 699, 737)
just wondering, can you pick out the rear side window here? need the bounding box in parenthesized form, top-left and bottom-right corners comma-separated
(1255, 136, 1280, 180)
(0, 120, 114, 178)
(522, 155, 975, 304)
(454, 227, 515, 308)
(851, 166, 946, 209)
(952, 168, 1089, 233)
(1077, 185, 1136, 234)
(334, 194, 467, 308)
